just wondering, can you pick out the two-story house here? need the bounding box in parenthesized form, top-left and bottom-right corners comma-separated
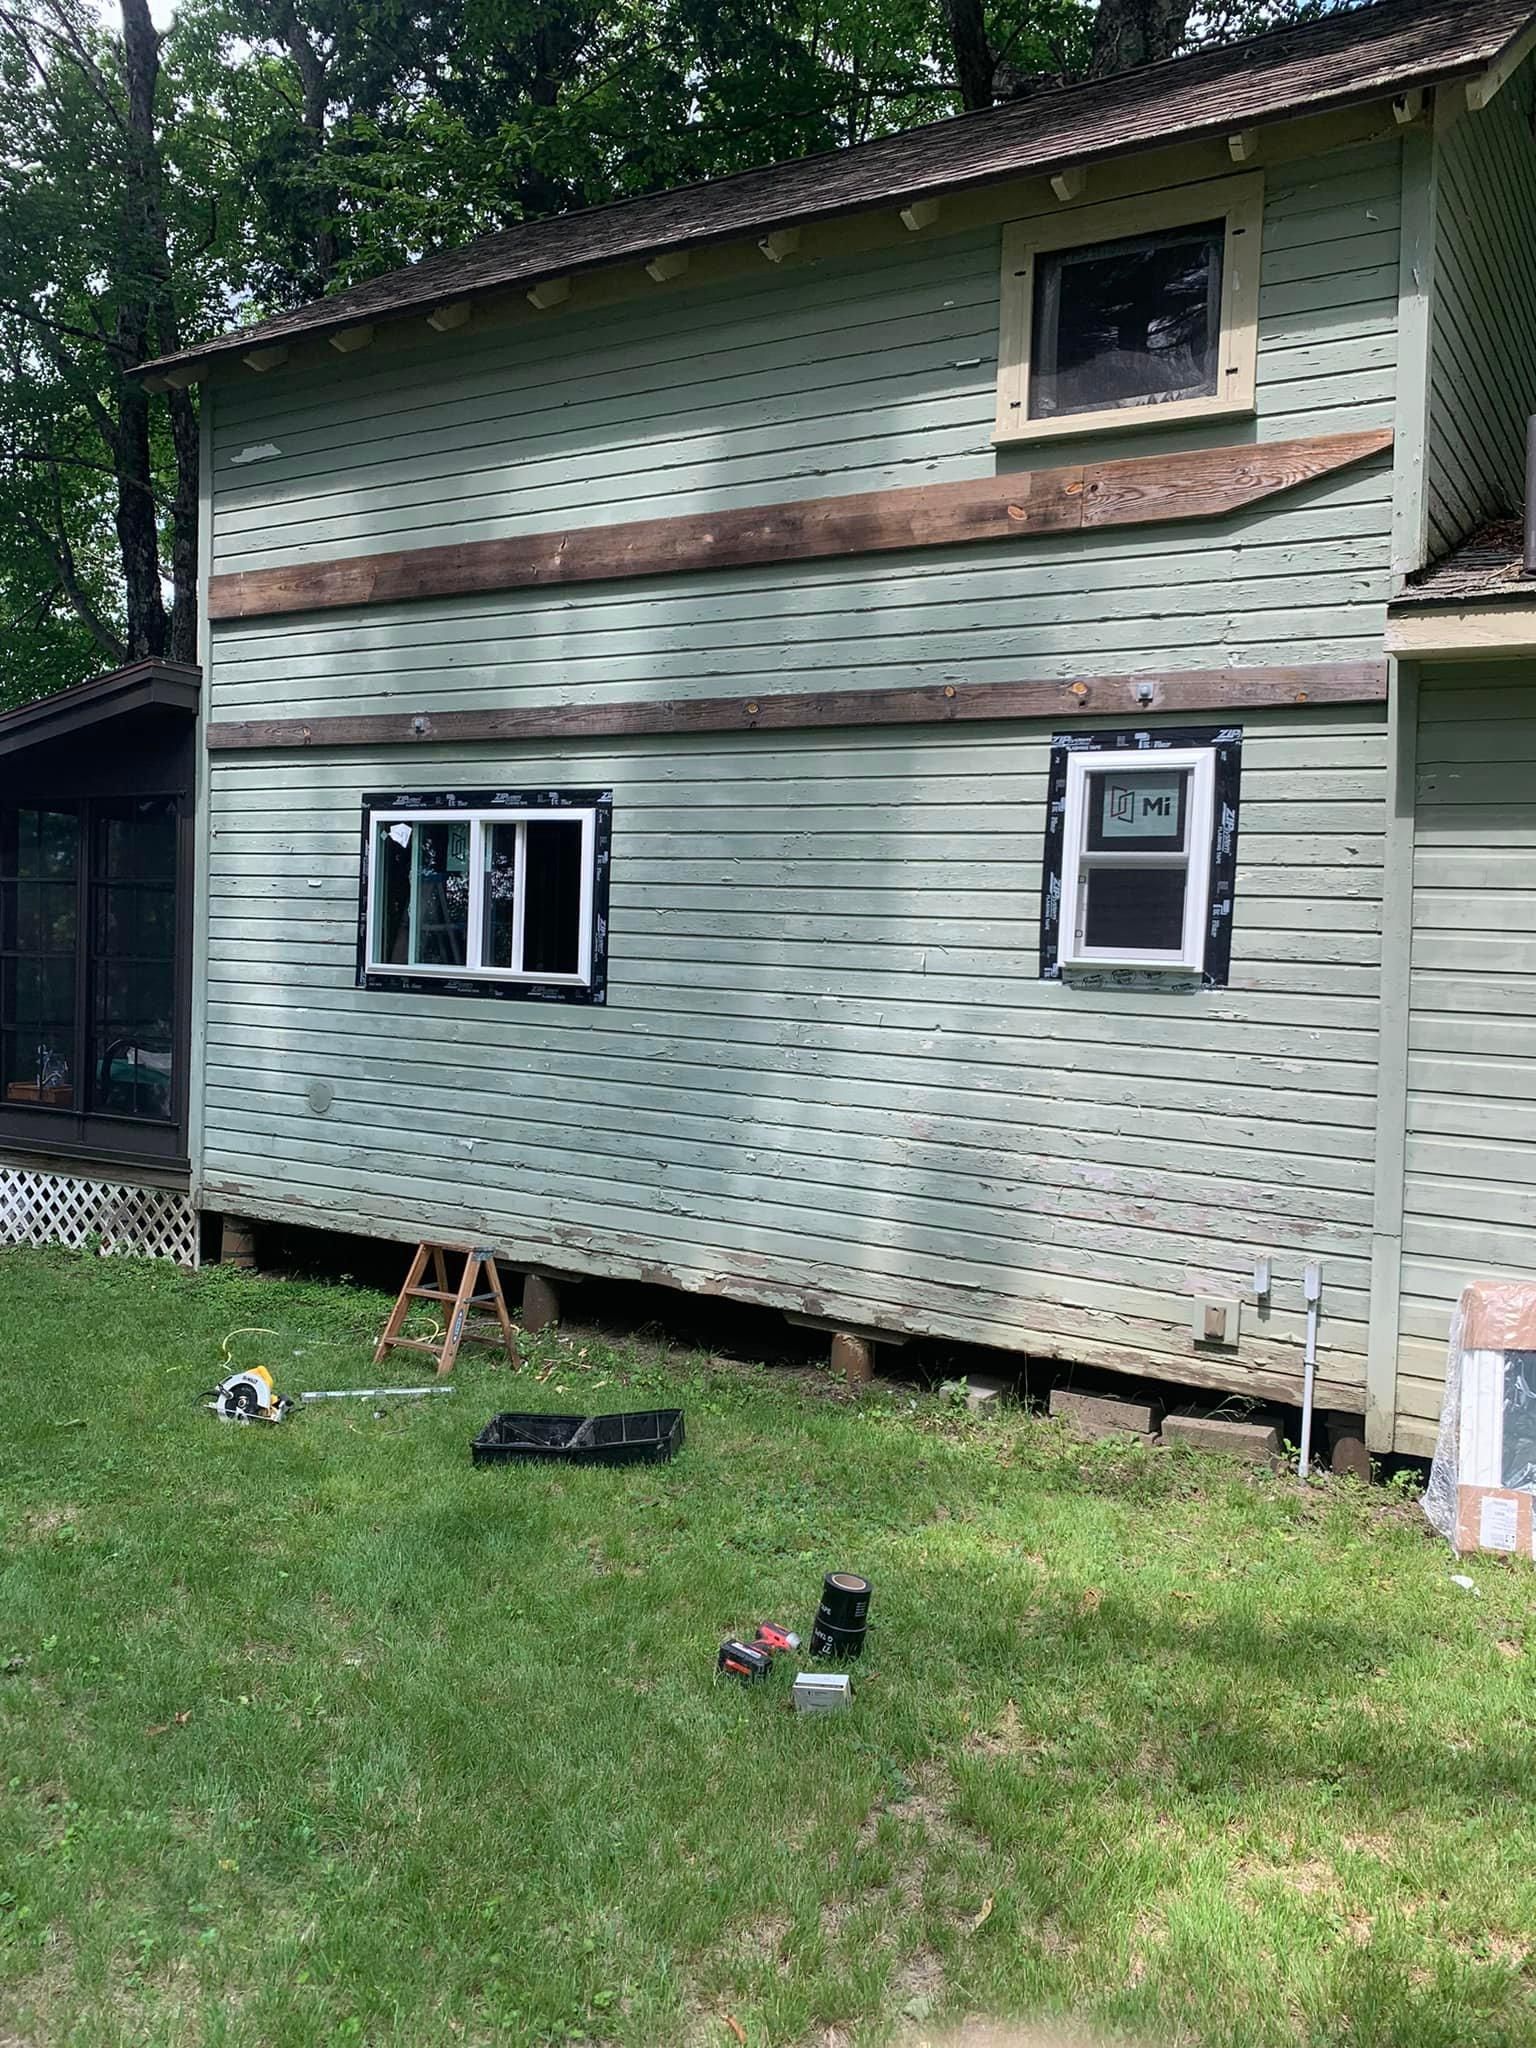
(7, 0, 1536, 1463)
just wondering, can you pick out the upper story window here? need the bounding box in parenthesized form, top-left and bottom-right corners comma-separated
(995, 174, 1262, 445)
(1040, 729, 1241, 986)
(357, 789, 611, 1005)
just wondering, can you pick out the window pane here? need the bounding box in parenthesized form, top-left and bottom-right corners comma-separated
(1082, 866, 1188, 953)
(482, 823, 519, 969)
(1031, 221, 1222, 420)
(90, 800, 178, 1122)
(2, 956, 75, 1105)
(373, 820, 469, 967)
(2, 807, 78, 1107)
(523, 820, 583, 977)
(1085, 767, 1190, 852)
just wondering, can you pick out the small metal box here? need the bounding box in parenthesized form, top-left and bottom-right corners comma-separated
(793, 1671, 851, 1714)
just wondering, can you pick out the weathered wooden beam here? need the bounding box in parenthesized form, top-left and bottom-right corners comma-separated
(205, 660, 1388, 753)
(163, 364, 205, 389)
(899, 197, 941, 232)
(758, 227, 800, 262)
(1050, 166, 1087, 202)
(329, 323, 375, 353)
(242, 345, 289, 372)
(526, 277, 571, 309)
(1227, 128, 1260, 162)
(1392, 88, 1426, 125)
(206, 427, 1392, 624)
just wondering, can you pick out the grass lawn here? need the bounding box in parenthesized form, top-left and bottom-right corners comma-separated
(3, 1249, 1536, 2048)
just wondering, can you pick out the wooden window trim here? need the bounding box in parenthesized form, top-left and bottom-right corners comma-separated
(994, 172, 1264, 447)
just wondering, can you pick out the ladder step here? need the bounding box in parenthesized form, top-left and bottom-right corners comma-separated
(405, 1288, 503, 1306)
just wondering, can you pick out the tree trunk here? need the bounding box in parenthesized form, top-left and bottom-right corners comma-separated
(1088, 0, 1194, 77)
(944, 0, 996, 110)
(117, 0, 168, 660)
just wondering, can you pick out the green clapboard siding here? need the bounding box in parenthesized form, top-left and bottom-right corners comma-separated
(197, 135, 1409, 1404)
(200, 713, 1384, 1406)
(1425, 66, 1536, 559)
(1398, 663, 1536, 1453)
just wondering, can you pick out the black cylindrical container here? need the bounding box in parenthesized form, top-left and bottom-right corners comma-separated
(809, 1571, 871, 1659)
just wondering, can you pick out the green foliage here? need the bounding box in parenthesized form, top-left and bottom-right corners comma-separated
(0, 0, 1326, 710)
(3, 1249, 1536, 2045)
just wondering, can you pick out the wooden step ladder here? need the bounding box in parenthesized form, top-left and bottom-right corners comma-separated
(374, 1243, 517, 1376)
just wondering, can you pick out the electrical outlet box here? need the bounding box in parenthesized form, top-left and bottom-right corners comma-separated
(1192, 1297, 1240, 1347)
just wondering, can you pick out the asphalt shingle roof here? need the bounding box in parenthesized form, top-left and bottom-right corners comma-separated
(140, 0, 1536, 378)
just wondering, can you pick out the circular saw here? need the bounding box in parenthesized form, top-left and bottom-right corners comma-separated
(207, 1366, 292, 1424)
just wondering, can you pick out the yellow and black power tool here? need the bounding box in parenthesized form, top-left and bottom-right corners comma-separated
(207, 1366, 292, 1424)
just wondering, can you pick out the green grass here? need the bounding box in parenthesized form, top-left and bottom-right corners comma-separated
(2, 1249, 1536, 2048)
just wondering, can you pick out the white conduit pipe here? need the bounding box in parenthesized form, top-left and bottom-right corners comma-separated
(1297, 1261, 1322, 1478)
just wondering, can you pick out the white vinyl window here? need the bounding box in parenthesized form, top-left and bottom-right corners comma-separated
(365, 806, 597, 987)
(1057, 746, 1216, 974)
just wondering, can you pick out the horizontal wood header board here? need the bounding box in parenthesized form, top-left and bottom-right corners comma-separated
(207, 428, 1393, 624)
(206, 661, 1388, 752)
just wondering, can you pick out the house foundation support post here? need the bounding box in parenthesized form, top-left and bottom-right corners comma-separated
(829, 1331, 874, 1385)
(1326, 1413, 1372, 1483)
(521, 1271, 561, 1334)
(218, 1215, 256, 1268)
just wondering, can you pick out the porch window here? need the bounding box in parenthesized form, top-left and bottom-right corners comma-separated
(1, 798, 179, 1124)
(358, 789, 610, 1004)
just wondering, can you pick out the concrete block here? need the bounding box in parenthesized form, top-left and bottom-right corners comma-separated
(1161, 1413, 1282, 1465)
(965, 1374, 1009, 1414)
(1050, 1386, 1161, 1439)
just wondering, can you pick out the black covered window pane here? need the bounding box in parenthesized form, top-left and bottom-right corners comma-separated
(1082, 866, 1187, 952)
(2, 956, 76, 1105)
(2, 807, 78, 1108)
(89, 800, 178, 1123)
(523, 820, 583, 976)
(1031, 221, 1222, 421)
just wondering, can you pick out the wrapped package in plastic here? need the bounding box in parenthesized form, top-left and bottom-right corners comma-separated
(1423, 1279, 1536, 1556)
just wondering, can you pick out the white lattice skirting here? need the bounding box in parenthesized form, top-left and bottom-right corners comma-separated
(0, 1168, 199, 1266)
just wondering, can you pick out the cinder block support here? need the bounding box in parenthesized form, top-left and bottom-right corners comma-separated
(1050, 1386, 1160, 1441)
(218, 1215, 256, 1269)
(521, 1271, 561, 1334)
(830, 1331, 874, 1385)
(1162, 1412, 1281, 1467)
(1326, 1412, 1373, 1483)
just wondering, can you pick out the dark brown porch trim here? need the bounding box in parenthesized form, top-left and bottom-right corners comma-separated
(207, 428, 1394, 623)
(206, 660, 1388, 752)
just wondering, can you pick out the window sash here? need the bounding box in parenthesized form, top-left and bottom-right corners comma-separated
(365, 808, 596, 986)
(1057, 748, 1215, 972)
